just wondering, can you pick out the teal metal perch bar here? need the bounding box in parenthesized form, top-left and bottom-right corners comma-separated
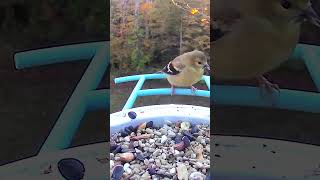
(14, 41, 109, 154)
(213, 43, 320, 113)
(114, 74, 210, 110)
(15, 42, 105, 69)
(213, 86, 320, 113)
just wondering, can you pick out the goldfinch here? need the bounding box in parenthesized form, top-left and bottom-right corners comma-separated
(162, 50, 210, 95)
(212, 0, 320, 95)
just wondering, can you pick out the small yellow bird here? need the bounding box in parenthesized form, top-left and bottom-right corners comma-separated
(162, 50, 210, 95)
(212, 0, 320, 94)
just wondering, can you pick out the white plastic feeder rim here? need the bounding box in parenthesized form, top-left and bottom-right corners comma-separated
(110, 104, 210, 135)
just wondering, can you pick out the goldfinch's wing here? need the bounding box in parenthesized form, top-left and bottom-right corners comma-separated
(162, 56, 185, 75)
(212, 0, 243, 41)
(214, 0, 243, 21)
(211, 23, 229, 41)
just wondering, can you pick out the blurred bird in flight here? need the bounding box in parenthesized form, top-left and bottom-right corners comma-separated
(212, 0, 320, 98)
(162, 50, 210, 95)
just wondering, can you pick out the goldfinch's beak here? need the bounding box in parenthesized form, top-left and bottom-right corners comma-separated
(203, 63, 210, 71)
(305, 6, 320, 27)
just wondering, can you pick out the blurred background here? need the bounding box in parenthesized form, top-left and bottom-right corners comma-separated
(0, 0, 107, 165)
(110, 0, 210, 113)
(213, 0, 320, 145)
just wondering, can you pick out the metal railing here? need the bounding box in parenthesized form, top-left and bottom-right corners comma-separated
(114, 74, 210, 110)
(14, 41, 109, 154)
(213, 43, 320, 113)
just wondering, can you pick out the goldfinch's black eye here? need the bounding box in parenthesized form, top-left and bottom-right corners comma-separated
(198, 62, 202, 65)
(281, 0, 291, 9)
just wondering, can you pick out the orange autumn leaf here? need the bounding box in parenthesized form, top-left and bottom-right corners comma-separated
(201, 18, 207, 22)
(191, 8, 199, 15)
(144, 41, 151, 48)
(140, 2, 153, 12)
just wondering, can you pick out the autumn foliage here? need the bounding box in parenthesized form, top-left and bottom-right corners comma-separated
(111, 0, 210, 75)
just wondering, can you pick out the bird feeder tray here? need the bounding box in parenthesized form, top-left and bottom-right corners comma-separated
(110, 73, 210, 136)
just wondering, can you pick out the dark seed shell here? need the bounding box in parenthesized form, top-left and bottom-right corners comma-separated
(148, 167, 157, 175)
(191, 126, 200, 134)
(125, 126, 134, 134)
(120, 130, 129, 137)
(157, 172, 173, 178)
(146, 121, 153, 128)
(182, 136, 191, 147)
(144, 152, 152, 158)
(128, 111, 137, 119)
(112, 145, 122, 154)
(183, 131, 196, 141)
(110, 142, 118, 152)
(128, 125, 135, 132)
(190, 123, 195, 128)
(57, 158, 85, 180)
(135, 152, 145, 161)
(174, 135, 183, 144)
(111, 165, 124, 180)
(133, 125, 139, 132)
(121, 148, 136, 153)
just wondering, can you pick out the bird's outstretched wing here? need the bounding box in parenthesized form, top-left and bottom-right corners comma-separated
(162, 56, 185, 75)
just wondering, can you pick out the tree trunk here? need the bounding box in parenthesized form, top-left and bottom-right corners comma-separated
(135, 0, 141, 60)
(120, 0, 129, 37)
(144, 0, 150, 39)
(134, 0, 140, 28)
(179, 15, 183, 55)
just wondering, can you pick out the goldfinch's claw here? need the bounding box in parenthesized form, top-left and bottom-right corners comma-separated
(257, 76, 280, 106)
(43, 165, 52, 174)
(96, 157, 109, 163)
(171, 86, 175, 96)
(190, 86, 198, 95)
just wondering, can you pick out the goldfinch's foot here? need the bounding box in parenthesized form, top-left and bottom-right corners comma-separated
(43, 165, 52, 174)
(96, 157, 109, 163)
(171, 85, 175, 96)
(190, 86, 198, 95)
(257, 76, 280, 105)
